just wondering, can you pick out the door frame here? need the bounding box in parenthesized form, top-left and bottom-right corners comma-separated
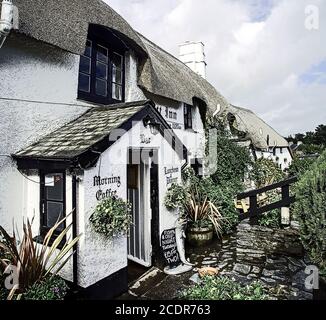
(149, 150, 160, 266)
(126, 148, 160, 267)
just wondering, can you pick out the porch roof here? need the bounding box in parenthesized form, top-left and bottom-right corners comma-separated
(13, 100, 188, 169)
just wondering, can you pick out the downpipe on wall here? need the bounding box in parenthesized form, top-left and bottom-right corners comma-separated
(0, 0, 14, 48)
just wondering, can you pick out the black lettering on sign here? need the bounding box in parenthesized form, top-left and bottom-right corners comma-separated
(161, 229, 181, 268)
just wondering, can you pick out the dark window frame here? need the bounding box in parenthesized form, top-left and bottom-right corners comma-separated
(184, 103, 193, 129)
(39, 170, 66, 242)
(78, 26, 126, 105)
(191, 158, 203, 177)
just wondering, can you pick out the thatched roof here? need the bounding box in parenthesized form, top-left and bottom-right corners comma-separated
(12, 0, 147, 56)
(228, 105, 289, 149)
(10, 0, 229, 116)
(137, 34, 229, 113)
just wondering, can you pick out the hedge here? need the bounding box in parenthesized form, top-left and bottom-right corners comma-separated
(293, 150, 326, 276)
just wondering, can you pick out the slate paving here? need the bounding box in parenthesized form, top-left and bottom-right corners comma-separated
(118, 220, 320, 300)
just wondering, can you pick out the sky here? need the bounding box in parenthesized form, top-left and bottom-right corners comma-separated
(105, 0, 326, 136)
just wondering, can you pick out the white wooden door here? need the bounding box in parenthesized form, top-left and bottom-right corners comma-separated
(127, 160, 152, 267)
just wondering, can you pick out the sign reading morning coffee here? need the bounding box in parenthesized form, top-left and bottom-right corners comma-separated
(161, 228, 181, 268)
(93, 175, 121, 200)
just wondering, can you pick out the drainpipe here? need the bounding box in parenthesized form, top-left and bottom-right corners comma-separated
(72, 174, 78, 286)
(0, 0, 14, 48)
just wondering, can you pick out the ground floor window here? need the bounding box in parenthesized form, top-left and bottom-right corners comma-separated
(191, 158, 203, 176)
(40, 171, 66, 238)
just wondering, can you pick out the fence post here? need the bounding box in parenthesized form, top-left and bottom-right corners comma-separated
(281, 184, 291, 227)
(249, 195, 258, 225)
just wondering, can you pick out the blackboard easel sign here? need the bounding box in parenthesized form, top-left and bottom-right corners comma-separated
(161, 228, 181, 268)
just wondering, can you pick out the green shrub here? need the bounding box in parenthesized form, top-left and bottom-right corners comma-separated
(250, 158, 285, 188)
(258, 208, 281, 229)
(0, 272, 6, 300)
(247, 158, 285, 229)
(23, 275, 68, 301)
(200, 179, 240, 233)
(0, 215, 80, 298)
(164, 184, 187, 211)
(205, 127, 252, 233)
(293, 150, 326, 276)
(208, 132, 253, 187)
(180, 276, 270, 300)
(165, 170, 225, 237)
(90, 196, 132, 238)
(165, 169, 239, 235)
(257, 191, 282, 229)
(288, 156, 316, 177)
(0, 272, 68, 301)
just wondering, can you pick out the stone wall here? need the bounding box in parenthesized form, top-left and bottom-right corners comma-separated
(226, 220, 313, 300)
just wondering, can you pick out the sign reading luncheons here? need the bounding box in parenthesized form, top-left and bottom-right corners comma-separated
(161, 228, 181, 268)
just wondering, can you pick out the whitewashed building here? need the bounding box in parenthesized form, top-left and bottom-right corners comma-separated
(0, 0, 229, 298)
(227, 105, 293, 171)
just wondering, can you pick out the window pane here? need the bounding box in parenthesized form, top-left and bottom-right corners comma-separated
(47, 202, 64, 231)
(112, 66, 122, 84)
(96, 79, 107, 96)
(46, 174, 63, 201)
(84, 40, 92, 57)
(112, 83, 122, 100)
(97, 45, 108, 63)
(78, 73, 91, 92)
(112, 53, 122, 69)
(96, 61, 108, 79)
(80, 56, 91, 74)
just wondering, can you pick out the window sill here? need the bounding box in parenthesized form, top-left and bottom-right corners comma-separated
(185, 128, 197, 134)
(77, 93, 124, 106)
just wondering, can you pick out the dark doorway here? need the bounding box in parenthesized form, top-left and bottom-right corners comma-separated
(127, 148, 160, 269)
(150, 152, 160, 266)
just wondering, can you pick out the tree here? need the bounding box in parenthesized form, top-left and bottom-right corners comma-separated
(314, 124, 326, 145)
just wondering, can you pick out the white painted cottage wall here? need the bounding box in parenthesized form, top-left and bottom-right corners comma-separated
(0, 33, 205, 288)
(80, 120, 183, 288)
(145, 94, 205, 161)
(0, 35, 87, 232)
(0, 35, 148, 231)
(255, 147, 292, 171)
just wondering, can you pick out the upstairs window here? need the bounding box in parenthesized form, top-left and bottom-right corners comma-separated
(78, 26, 125, 104)
(184, 104, 193, 129)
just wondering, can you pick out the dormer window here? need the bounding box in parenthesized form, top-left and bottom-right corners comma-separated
(184, 104, 193, 129)
(78, 25, 125, 104)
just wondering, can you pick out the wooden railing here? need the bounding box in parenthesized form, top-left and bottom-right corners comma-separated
(237, 176, 298, 225)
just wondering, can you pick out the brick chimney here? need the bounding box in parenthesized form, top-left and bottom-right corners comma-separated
(179, 41, 207, 79)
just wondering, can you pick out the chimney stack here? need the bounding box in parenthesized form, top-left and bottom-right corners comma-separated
(179, 41, 207, 79)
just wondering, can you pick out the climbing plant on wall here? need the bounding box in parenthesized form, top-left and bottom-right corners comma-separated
(204, 121, 253, 232)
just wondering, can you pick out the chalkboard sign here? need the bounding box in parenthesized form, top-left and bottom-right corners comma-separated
(161, 228, 181, 268)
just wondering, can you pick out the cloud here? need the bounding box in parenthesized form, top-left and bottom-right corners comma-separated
(105, 0, 326, 136)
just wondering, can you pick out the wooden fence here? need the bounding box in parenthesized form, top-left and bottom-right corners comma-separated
(237, 176, 298, 225)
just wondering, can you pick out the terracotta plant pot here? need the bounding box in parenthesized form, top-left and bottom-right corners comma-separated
(186, 225, 214, 247)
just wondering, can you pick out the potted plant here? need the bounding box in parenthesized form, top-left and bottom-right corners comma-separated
(164, 168, 224, 247)
(89, 196, 132, 238)
(183, 187, 223, 247)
